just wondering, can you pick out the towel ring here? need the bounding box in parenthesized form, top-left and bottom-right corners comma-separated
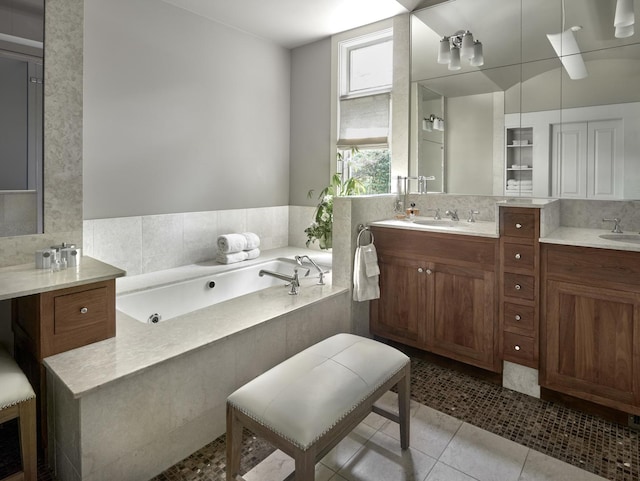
(356, 226, 374, 247)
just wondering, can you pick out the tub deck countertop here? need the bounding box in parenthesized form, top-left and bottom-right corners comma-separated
(43, 247, 347, 399)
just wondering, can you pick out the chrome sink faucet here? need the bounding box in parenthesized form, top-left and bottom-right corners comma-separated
(468, 210, 480, 223)
(603, 217, 623, 233)
(259, 268, 300, 295)
(295, 255, 325, 285)
(445, 209, 459, 221)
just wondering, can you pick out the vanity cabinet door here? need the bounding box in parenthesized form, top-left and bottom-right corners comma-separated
(426, 263, 497, 371)
(370, 254, 427, 347)
(543, 280, 640, 413)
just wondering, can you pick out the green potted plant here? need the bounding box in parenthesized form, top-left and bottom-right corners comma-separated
(305, 172, 364, 250)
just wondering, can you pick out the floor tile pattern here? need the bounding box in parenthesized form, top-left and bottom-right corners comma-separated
(1, 356, 638, 480)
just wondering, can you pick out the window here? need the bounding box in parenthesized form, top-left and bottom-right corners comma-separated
(337, 29, 393, 193)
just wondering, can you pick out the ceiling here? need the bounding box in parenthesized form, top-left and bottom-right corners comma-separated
(159, 0, 425, 49)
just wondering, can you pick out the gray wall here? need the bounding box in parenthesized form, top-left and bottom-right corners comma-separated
(289, 38, 332, 207)
(82, 0, 291, 219)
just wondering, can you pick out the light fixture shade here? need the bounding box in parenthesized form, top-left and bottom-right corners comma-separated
(615, 23, 635, 38)
(546, 29, 588, 80)
(448, 46, 461, 70)
(422, 118, 433, 131)
(614, 0, 635, 27)
(437, 37, 450, 64)
(461, 30, 474, 58)
(470, 41, 484, 66)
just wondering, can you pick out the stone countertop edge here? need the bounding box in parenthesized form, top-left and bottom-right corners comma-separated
(0, 256, 126, 301)
(43, 252, 347, 399)
(540, 226, 640, 253)
(368, 219, 500, 238)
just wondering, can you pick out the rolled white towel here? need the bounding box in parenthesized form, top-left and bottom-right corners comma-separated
(245, 248, 260, 260)
(216, 251, 249, 264)
(242, 232, 260, 250)
(217, 233, 247, 254)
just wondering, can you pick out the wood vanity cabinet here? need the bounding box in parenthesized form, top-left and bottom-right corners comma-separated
(11, 279, 116, 452)
(370, 226, 500, 372)
(541, 244, 640, 415)
(499, 207, 540, 368)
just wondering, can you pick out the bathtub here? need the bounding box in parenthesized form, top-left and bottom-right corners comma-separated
(116, 258, 325, 323)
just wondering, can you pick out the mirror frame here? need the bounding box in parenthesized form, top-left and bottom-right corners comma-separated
(0, 0, 83, 267)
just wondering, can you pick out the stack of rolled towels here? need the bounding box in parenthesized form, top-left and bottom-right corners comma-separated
(506, 179, 533, 191)
(216, 232, 261, 264)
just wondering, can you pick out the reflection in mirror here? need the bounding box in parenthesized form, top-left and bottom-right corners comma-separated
(411, 0, 640, 200)
(0, 0, 44, 236)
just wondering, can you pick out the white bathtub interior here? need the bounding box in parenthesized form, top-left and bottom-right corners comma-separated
(116, 257, 331, 324)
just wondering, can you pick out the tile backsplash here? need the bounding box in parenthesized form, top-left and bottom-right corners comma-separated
(84, 206, 303, 276)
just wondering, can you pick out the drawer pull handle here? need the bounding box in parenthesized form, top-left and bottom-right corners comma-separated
(80, 307, 88, 314)
(515, 223, 522, 229)
(515, 253, 521, 260)
(418, 268, 423, 273)
(514, 345, 521, 351)
(515, 284, 521, 290)
(426, 269, 432, 275)
(515, 314, 521, 321)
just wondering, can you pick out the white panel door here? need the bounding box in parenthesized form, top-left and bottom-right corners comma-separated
(552, 122, 587, 198)
(587, 120, 623, 200)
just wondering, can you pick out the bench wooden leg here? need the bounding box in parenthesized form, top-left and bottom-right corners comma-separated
(226, 404, 243, 481)
(398, 364, 411, 450)
(17, 397, 37, 481)
(294, 447, 315, 481)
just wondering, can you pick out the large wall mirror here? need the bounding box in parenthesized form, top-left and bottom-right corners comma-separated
(0, 0, 44, 236)
(410, 0, 640, 199)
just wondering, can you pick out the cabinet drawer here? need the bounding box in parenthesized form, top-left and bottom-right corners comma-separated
(503, 332, 536, 365)
(502, 211, 536, 238)
(503, 243, 535, 270)
(503, 302, 535, 332)
(54, 287, 108, 334)
(44, 281, 116, 357)
(503, 273, 535, 300)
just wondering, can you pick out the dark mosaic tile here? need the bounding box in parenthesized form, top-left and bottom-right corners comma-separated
(2, 356, 638, 481)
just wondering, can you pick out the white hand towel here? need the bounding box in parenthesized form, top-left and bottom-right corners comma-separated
(245, 248, 260, 260)
(361, 243, 380, 277)
(242, 232, 261, 250)
(353, 246, 380, 302)
(217, 233, 248, 254)
(216, 250, 249, 264)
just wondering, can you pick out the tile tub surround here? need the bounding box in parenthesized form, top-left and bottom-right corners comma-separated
(83, 206, 291, 277)
(44, 248, 350, 481)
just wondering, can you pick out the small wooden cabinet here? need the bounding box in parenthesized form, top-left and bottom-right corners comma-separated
(499, 207, 540, 368)
(541, 244, 640, 415)
(12, 279, 116, 452)
(370, 227, 500, 372)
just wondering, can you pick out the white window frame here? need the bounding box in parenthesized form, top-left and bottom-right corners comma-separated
(339, 28, 393, 100)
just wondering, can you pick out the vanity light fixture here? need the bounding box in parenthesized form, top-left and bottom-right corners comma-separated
(547, 26, 588, 80)
(437, 30, 483, 70)
(614, 0, 635, 38)
(423, 114, 444, 132)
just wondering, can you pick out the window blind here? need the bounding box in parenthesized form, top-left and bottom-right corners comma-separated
(337, 93, 390, 148)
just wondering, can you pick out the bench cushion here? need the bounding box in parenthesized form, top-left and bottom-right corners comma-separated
(227, 333, 409, 450)
(0, 346, 35, 410)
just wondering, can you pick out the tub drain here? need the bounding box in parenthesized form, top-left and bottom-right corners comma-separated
(148, 313, 161, 324)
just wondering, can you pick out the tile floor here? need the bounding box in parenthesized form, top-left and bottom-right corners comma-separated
(2, 356, 638, 481)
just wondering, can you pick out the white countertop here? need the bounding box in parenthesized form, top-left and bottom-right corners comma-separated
(369, 217, 499, 238)
(0, 256, 126, 301)
(43, 248, 347, 399)
(540, 227, 640, 252)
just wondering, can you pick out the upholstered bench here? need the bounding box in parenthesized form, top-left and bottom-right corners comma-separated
(0, 346, 37, 481)
(226, 333, 410, 481)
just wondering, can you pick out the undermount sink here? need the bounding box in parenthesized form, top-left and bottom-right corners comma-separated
(599, 234, 640, 244)
(412, 219, 459, 228)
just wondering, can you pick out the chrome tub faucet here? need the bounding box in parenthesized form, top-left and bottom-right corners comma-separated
(295, 255, 325, 285)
